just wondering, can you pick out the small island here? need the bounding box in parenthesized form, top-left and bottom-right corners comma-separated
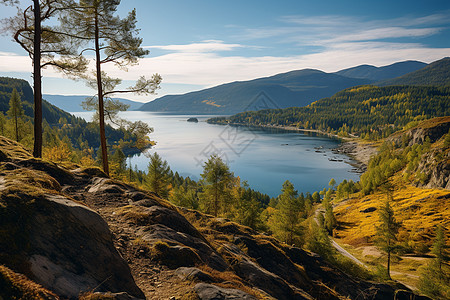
(187, 117, 199, 123)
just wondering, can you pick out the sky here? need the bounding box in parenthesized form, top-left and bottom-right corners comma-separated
(0, 0, 449, 102)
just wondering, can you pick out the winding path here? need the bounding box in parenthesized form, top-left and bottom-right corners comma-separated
(314, 207, 418, 291)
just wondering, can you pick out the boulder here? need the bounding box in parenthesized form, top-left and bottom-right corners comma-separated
(0, 191, 144, 299)
(175, 267, 214, 282)
(194, 283, 257, 300)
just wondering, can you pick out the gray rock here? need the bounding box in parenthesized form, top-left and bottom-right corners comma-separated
(194, 283, 257, 300)
(87, 177, 125, 194)
(233, 259, 308, 300)
(24, 193, 144, 299)
(175, 267, 214, 282)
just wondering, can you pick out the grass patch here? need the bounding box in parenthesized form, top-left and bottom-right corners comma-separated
(0, 136, 33, 161)
(0, 264, 57, 300)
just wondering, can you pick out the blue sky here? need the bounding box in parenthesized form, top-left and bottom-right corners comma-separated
(0, 0, 449, 102)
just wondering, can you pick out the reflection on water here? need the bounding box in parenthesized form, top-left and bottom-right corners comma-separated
(73, 111, 360, 197)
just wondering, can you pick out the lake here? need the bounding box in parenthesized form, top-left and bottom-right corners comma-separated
(73, 111, 360, 197)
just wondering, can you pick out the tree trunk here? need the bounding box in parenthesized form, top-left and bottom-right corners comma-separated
(14, 114, 18, 142)
(32, 0, 42, 158)
(387, 250, 391, 279)
(94, 12, 109, 176)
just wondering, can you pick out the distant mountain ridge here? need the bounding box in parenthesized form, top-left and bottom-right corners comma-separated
(43, 94, 144, 112)
(377, 57, 450, 86)
(139, 60, 429, 114)
(335, 60, 427, 81)
(140, 69, 373, 114)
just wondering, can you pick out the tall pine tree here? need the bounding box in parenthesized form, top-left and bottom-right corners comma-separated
(199, 155, 234, 217)
(7, 88, 24, 142)
(269, 180, 303, 245)
(60, 0, 161, 175)
(144, 152, 171, 198)
(375, 198, 401, 279)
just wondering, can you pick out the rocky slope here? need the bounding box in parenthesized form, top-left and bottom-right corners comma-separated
(0, 136, 430, 299)
(388, 116, 450, 189)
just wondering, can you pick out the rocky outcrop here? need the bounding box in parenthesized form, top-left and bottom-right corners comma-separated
(396, 118, 450, 146)
(0, 140, 144, 299)
(388, 116, 450, 190)
(416, 150, 450, 189)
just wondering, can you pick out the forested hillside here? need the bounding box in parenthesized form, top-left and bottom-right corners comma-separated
(0, 77, 148, 155)
(0, 77, 75, 124)
(209, 85, 450, 140)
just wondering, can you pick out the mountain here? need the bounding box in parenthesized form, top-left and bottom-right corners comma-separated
(335, 60, 427, 81)
(43, 94, 144, 112)
(140, 69, 373, 114)
(139, 60, 433, 114)
(377, 57, 450, 86)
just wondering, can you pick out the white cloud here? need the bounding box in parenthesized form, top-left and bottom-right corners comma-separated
(241, 12, 450, 46)
(2, 41, 449, 98)
(104, 42, 449, 88)
(144, 40, 246, 52)
(0, 51, 31, 73)
(326, 27, 442, 44)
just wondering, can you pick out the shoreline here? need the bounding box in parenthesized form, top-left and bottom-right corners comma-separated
(216, 122, 379, 173)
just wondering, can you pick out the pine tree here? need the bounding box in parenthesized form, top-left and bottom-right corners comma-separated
(431, 225, 449, 275)
(144, 152, 171, 198)
(0, 112, 6, 136)
(419, 225, 450, 299)
(234, 186, 263, 230)
(5, 0, 87, 157)
(7, 88, 24, 142)
(60, 0, 161, 175)
(199, 155, 234, 217)
(329, 178, 336, 190)
(269, 180, 303, 245)
(375, 198, 401, 279)
(323, 198, 337, 235)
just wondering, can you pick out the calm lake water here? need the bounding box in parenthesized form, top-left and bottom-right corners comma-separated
(74, 111, 360, 197)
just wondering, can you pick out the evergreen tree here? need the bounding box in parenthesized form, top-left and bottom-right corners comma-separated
(312, 191, 320, 203)
(431, 225, 449, 275)
(199, 155, 234, 217)
(170, 185, 199, 209)
(7, 88, 24, 142)
(234, 186, 263, 230)
(305, 219, 334, 260)
(419, 225, 450, 299)
(375, 198, 401, 279)
(269, 180, 303, 245)
(60, 0, 161, 175)
(144, 152, 171, 198)
(329, 178, 336, 190)
(5, 0, 87, 157)
(323, 198, 337, 235)
(0, 112, 6, 136)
